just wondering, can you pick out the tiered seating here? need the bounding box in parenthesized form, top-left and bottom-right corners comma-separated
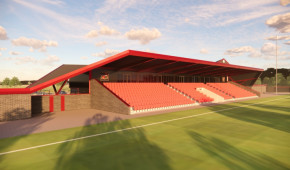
(168, 83, 214, 103)
(178, 83, 232, 100)
(201, 84, 233, 100)
(103, 83, 195, 110)
(207, 83, 256, 98)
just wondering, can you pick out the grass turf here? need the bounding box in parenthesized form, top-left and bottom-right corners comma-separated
(0, 95, 289, 170)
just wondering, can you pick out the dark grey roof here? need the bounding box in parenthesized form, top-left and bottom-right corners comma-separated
(27, 64, 87, 88)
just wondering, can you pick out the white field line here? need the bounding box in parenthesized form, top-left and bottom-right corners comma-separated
(0, 96, 289, 156)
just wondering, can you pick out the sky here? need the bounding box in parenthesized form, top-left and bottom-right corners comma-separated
(0, 0, 290, 80)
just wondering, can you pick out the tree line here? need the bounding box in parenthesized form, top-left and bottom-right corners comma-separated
(1, 77, 21, 87)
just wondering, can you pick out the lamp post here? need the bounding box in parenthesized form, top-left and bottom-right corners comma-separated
(275, 34, 278, 95)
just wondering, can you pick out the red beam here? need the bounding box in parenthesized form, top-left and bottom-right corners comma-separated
(188, 66, 217, 75)
(174, 65, 204, 74)
(182, 65, 214, 75)
(136, 61, 176, 72)
(125, 58, 156, 70)
(200, 67, 227, 75)
(157, 63, 195, 73)
(0, 88, 31, 94)
(56, 80, 68, 95)
(206, 68, 238, 76)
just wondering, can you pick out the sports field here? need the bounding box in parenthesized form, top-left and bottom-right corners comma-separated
(0, 95, 289, 170)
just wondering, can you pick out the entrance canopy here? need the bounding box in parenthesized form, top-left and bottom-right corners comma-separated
(0, 50, 263, 94)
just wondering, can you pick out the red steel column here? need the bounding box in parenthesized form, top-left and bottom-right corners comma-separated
(89, 71, 92, 94)
(49, 96, 54, 112)
(61, 96, 65, 111)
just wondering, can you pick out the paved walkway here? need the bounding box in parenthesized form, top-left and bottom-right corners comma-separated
(0, 93, 286, 139)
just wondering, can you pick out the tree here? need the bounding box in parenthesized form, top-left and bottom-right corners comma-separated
(2, 77, 10, 86)
(254, 78, 262, 85)
(9, 77, 21, 86)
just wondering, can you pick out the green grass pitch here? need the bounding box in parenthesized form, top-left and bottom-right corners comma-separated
(0, 95, 289, 170)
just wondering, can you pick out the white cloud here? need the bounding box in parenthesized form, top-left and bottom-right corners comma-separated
(125, 28, 161, 45)
(13, 0, 93, 39)
(96, 0, 138, 14)
(0, 26, 8, 40)
(99, 25, 119, 35)
(182, 1, 288, 27)
(12, 37, 58, 52)
(85, 30, 98, 38)
(40, 55, 60, 65)
(280, 0, 290, 6)
(40, 0, 64, 6)
(0, 52, 1, 56)
(2, 54, 60, 65)
(285, 41, 290, 45)
(95, 41, 107, 46)
(266, 12, 290, 33)
(3, 57, 13, 61)
(9, 51, 22, 55)
(266, 35, 290, 40)
(224, 46, 256, 56)
(260, 42, 289, 57)
(144, 49, 157, 53)
(248, 50, 262, 58)
(15, 56, 37, 65)
(225, 43, 289, 60)
(80, 56, 88, 60)
(85, 23, 119, 38)
(200, 48, 209, 54)
(92, 49, 119, 58)
(261, 42, 277, 56)
(0, 47, 7, 51)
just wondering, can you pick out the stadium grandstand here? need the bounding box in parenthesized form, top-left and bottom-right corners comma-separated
(0, 50, 263, 121)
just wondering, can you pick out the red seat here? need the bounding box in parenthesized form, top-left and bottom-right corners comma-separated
(103, 82, 195, 110)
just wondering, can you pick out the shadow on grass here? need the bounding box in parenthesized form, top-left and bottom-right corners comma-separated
(0, 110, 53, 164)
(188, 131, 289, 169)
(207, 100, 290, 133)
(54, 114, 171, 170)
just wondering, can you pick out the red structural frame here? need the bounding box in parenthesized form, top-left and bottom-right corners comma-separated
(49, 96, 54, 112)
(0, 50, 263, 95)
(61, 96, 65, 111)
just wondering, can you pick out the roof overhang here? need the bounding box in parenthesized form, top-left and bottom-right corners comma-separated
(0, 50, 263, 94)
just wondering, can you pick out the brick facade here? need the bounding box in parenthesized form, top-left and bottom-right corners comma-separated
(31, 94, 91, 115)
(90, 79, 130, 114)
(1, 80, 129, 121)
(65, 94, 91, 110)
(0, 94, 31, 121)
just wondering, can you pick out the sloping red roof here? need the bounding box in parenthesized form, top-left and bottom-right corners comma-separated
(0, 50, 263, 94)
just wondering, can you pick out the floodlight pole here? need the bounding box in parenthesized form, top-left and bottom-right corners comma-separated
(275, 34, 278, 95)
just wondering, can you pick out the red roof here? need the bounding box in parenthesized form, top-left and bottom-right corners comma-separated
(0, 50, 263, 94)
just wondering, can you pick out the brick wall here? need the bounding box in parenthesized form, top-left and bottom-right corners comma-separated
(1, 80, 129, 121)
(0, 94, 31, 121)
(31, 94, 91, 115)
(65, 94, 91, 111)
(90, 79, 130, 114)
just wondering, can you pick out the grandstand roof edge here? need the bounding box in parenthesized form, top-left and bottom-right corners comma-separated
(0, 50, 263, 95)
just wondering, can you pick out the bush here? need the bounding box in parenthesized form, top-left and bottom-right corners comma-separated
(9, 77, 21, 86)
(2, 77, 10, 86)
